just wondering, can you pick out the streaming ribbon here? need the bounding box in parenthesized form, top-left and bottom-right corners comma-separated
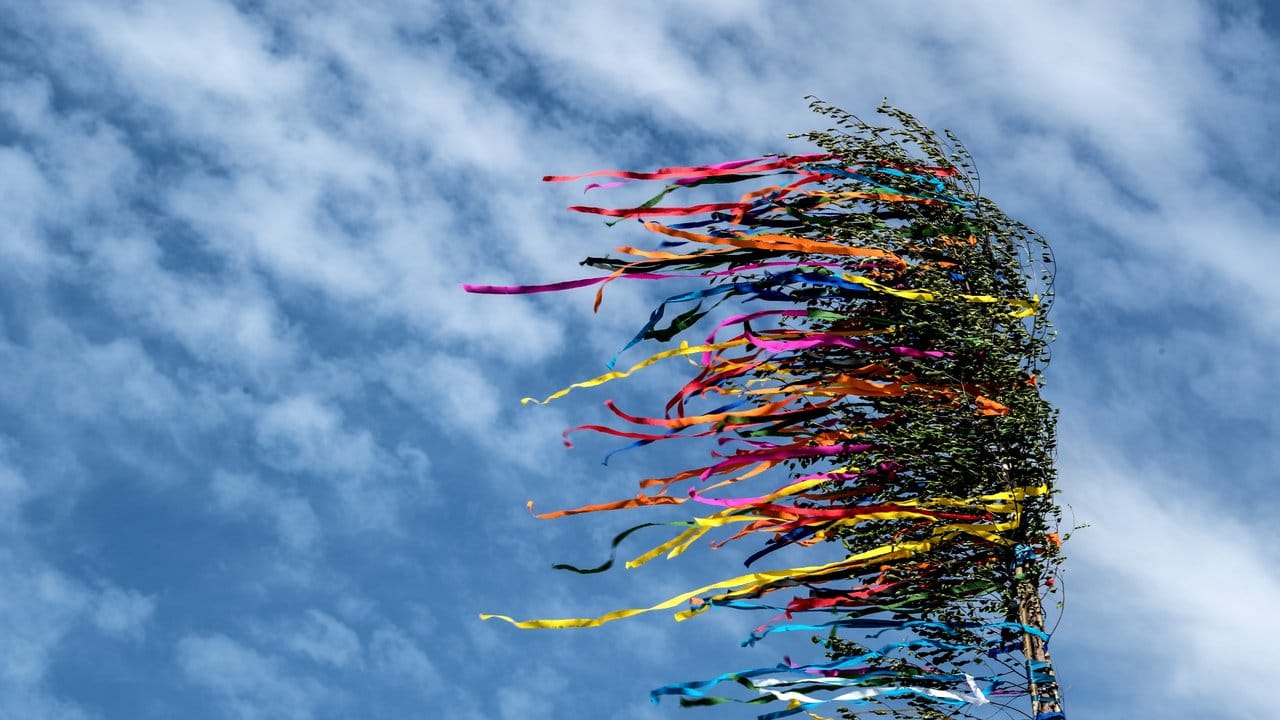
(466, 143, 1062, 719)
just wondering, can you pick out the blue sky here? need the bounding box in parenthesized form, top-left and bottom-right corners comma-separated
(1, 1, 1278, 718)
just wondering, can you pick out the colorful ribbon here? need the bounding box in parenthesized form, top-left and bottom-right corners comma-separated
(468, 112, 1063, 720)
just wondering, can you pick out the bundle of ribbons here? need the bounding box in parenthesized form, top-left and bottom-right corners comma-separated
(466, 105, 1065, 720)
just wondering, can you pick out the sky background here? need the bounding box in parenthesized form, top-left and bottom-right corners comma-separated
(1, 1, 1278, 718)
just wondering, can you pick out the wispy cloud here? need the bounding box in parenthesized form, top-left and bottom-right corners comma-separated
(211, 472, 322, 554)
(178, 633, 332, 720)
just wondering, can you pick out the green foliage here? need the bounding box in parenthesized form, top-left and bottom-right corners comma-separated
(785, 99, 1062, 713)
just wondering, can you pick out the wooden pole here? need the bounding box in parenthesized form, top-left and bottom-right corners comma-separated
(1016, 568, 1062, 718)
(1001, 462, 1062, 719)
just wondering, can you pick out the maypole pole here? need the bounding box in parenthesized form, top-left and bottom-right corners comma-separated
(467, 99, 1067, 720)
(1018, 576, 1062, 718)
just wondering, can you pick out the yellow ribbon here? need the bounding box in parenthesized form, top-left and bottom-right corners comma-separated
(481, 486, 1047, 629)
(623, 484, 1049, 570)
(624, 475, 836, 569)
(480, 522, 1009, 629)
(840, 273, 1039, 317)
(521, 339, 748, 404)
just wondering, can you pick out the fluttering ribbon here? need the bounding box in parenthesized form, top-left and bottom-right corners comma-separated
(468, 120, 1062, 720)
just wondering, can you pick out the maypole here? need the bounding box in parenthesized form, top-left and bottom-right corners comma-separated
(467, 100, 1066, 720)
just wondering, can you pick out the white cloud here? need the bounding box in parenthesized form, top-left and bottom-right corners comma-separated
(251, 394, 434, 532)
(254, 394, 379, 478)
(0, 551, 90, 688)
(0, 70, 52, 130)
(92, 586, 157, 642)
(368, 626, 435, 687)
(88, 233, 300, 377)
(0, 145, 54, 276)
(495, 665, 563, 720)
(56, 0, 574, 368)
(0, 539, 156, 718)
(177, 633, 332, 720)
(0, 320, 182, 430)
(1062, 436, 1280, 719)
(211, 471, 322, 553)
(377, 349, 500, 435)
(271, 610, 362, 669)
(64, 0, 309, 134)
(0, 442, 31, 531)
